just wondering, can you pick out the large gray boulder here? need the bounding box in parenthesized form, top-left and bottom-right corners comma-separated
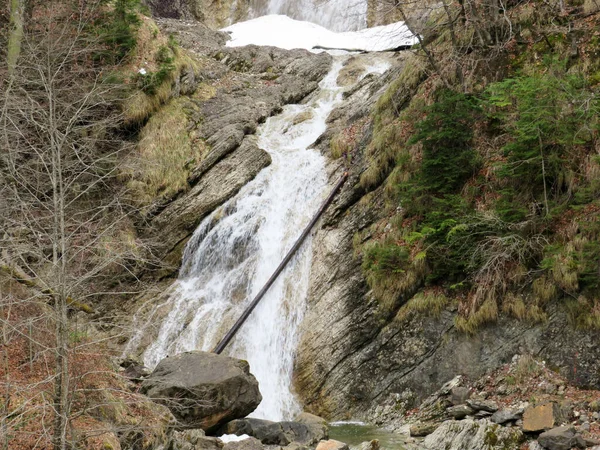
(217, 416, 328, 446)
(141, 351, 262, 431)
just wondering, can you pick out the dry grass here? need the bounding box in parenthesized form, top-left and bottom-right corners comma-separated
(125, 98, 207, 205)
(396, 290, 449, 322)
(121, 16, 203, 124)
(455, 298, 499, 334)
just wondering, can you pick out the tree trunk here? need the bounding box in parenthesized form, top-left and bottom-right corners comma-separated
(7, 0, 25, 75)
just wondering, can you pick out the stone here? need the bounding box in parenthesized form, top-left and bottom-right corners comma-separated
(492, 408, 523, 425)
(592, 411, 600, 421)
(447, 404, 475, 419)
(584, 438, 600, 447)
(589, 401, 600, 412)
(168, 430, 223, 450)
(537, 426, 585, 450)
(315, 440, 349, 450)
(294, 413, 329, 443)
(580, 422, 590, 432)
(422, 419, 524, 450)
(223, 437, 264, 450)
(357, 440, 380, 450)
(284, 443, 310, 450)
(451, 387, 471, 406)
(467, 399, 499, 413)
(410, 422, 440, 437)
(219, 418, 327, 446)
(141, 351, 262, 431)
(529, 442, 545, 450)
(523, 403, 563, 432)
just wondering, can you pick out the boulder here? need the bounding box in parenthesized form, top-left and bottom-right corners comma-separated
(222, 437, 264, 450)
(422, 419, 524, 450)
(523, 403, 565, 432)
(141, 351, 262, 431)
(467, 399, 499, 413)
(451, 387, 471, 406)
(491, 408, 523, 425)
(410, 422, 440, 437)
(537, 426, 586, 450)
(168, 430, 223, 450)
(315, 440, 349, 450)
(357, 440, 380, 450)
(447, 405, 475, 419)
(219, 417, 327, 446)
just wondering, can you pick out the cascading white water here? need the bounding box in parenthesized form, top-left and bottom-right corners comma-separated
(262, 0, 368, 32)
(141, 58, 391, 421)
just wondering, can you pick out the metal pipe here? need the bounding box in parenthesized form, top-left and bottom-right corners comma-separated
(213, 172, 348, 354)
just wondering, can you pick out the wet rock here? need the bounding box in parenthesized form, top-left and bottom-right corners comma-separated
(447, 405, 475, 419)
(357, 440, 380, 450)
(537, 426, 586, 450)
(422, 419, 524, 450)
(219, 417, 327, 446)
(491, 408, 523, 425)
(141, 351, 261, 431)
(467, 399, 499, 413)
(315, 440, 349, 450)
(294, 413, 329, 443)
(451, 387, 471, 406)
(410, 422, 440, 437)
(523, 403, 563, 432)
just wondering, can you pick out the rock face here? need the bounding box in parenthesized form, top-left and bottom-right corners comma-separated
(293, 64, 600, 418)
(145, 22, 332, 270)
(141, 351, 262, 431)
(422, 419, 524, 450)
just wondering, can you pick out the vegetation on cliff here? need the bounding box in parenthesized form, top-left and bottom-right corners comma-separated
(343, 0, 600, 333)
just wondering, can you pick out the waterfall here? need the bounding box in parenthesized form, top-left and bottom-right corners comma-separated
(261, 0, 368, 32)
(140, 55, 391, 420)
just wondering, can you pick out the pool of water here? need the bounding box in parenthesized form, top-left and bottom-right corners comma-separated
(329, 422, 408, 450)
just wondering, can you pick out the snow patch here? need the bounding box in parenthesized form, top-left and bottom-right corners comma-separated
(222, 15, 417, 53)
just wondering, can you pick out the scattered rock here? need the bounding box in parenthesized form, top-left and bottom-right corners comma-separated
(422, 419, 524, 450)
(447, 405, 475, 419)
(537, 426, 586, 450)
(451, 387, 471, 406)
(523, 403, 563, 432)
(315, 440, 349, 450)
(223, 437, 263, 450)
(141, 351, 262, 431)
(585, 438, 600, 447)
(357, 440, 380, 450)
(168, 430, 223, 450)
(492, 408, 523, 425)
(410, 422, 440, 437)
(581, 422, 591, 432)
(467, 399, 499, 413)
(529, 441, 545, 450)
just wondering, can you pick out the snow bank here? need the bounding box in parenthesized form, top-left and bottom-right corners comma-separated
(222, 15, 417, 53)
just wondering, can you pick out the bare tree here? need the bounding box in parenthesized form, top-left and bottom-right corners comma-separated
(0, 1, 149, 448)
